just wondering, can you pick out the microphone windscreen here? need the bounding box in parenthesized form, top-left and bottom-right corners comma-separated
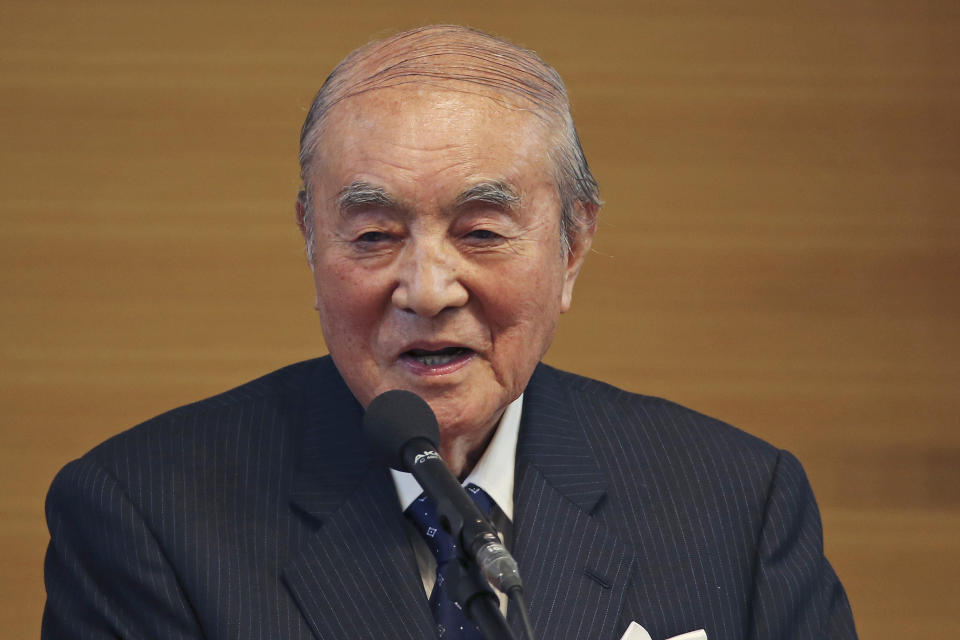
(362, 389, 440, 471)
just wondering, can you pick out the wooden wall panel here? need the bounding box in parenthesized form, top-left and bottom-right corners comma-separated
(2, 2, 958, 637)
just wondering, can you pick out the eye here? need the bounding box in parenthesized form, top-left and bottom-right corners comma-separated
(350, 230, 399, 254)
(355, 231, 392, 243)
(465, 229, 503, 242)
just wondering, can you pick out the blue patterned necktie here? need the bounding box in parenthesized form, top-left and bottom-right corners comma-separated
(405, 484, 496, 639)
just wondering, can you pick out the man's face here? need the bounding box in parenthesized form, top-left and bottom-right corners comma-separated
(302, 86, 591, 443)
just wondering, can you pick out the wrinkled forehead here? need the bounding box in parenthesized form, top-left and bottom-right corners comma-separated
(314, 84, 558, 190)
(299, 27, 571, 195)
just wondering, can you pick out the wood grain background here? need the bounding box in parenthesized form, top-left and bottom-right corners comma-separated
(2, 1, 958, 637)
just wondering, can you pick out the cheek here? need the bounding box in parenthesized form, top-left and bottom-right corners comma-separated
(507, 251, 566, 306)
(482, 255, 565, 342)
(314, 261, 381, 333)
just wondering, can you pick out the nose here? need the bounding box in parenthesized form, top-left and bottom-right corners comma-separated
(391, 240, 468, 317)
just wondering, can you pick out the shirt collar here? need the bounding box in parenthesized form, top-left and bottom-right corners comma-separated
(390, 393, 522, 522)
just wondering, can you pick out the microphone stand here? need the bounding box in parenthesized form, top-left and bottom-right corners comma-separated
(446, 552, 517, 640)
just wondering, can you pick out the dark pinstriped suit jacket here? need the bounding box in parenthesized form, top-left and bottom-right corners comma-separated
(42, 356, 856, 639)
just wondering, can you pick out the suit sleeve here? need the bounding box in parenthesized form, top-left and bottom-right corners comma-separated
(42, 457, 203, 640)
(749, 450, 858, 639)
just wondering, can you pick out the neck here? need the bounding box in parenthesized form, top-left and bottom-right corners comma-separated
(439, 422, 498, 481)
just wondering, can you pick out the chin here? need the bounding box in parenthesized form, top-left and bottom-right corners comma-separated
(436, 392, 507, 435)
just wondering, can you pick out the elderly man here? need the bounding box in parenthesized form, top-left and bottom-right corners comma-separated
(42, 25, 856, 640)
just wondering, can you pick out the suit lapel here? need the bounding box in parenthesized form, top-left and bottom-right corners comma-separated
(282, 359, 434, 640)
(511, 365, 637, 640)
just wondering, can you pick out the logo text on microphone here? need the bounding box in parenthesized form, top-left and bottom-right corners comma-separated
(413, 451, 441, 465)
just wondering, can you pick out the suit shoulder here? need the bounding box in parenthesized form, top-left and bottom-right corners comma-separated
(78, 357, 330, 476)
(535, 365, 789, 536)
(538, 363, 779, 462)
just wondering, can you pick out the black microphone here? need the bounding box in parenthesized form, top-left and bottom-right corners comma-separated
(362, 389, 524, 596)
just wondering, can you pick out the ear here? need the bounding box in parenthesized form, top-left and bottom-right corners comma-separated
(295, 189, 309, 239)
(560, 201, 598, 313)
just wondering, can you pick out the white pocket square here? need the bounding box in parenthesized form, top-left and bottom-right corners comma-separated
(620, 622, 708, 640)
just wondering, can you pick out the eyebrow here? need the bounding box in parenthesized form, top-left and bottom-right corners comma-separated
(337, 181, 398, 214)
(335, 179, 521, 216)
(454, 180, 521, 210)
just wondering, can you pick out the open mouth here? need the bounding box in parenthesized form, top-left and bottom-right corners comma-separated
(402, 346, 474, 367)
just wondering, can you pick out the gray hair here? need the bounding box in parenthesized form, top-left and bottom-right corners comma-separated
(297, 25, 601, 263)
